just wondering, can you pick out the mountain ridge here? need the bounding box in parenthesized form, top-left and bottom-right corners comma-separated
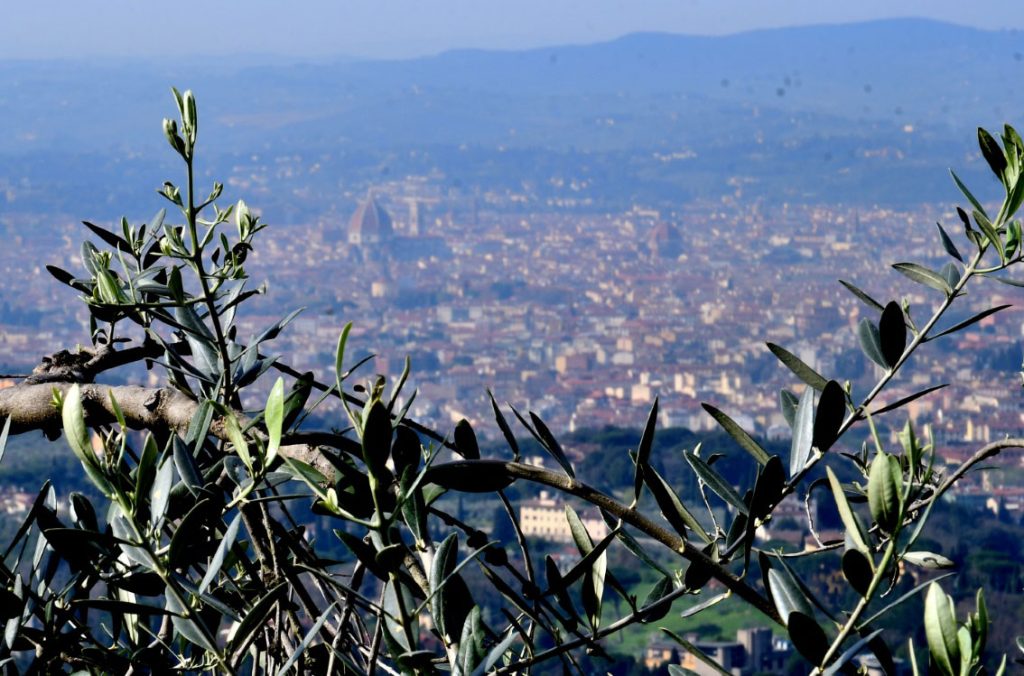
(1, 18, 1021, 210)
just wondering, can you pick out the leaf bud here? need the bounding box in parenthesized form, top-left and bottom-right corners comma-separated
(162, 118, 186, 157)
(160, 182, 182, 206)
(235, 199, 252, 239)
(182, 89, 197, 139)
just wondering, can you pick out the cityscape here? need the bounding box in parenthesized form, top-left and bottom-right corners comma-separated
(1, 11, 1024, 673)
(6, 171, 1023, 493)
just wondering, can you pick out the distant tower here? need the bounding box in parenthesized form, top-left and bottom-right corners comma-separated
(348, 191, 394, 246)
(737, 627, 772, 672)
(407, 199, 422, 237)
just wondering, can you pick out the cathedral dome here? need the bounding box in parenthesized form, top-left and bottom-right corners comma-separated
(647, 221, 683, 258)
(348, 191, 393, 245)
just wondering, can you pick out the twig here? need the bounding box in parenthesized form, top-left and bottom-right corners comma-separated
(427, 459, 782, 625)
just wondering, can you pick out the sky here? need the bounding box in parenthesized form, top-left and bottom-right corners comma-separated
(4, 1, 1024, 61)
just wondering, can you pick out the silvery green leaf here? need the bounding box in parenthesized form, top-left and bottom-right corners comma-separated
(224, 414, 252, 471)
(637, 575, 675, 623)
(227, 581, 287, 658)
(702, 403, 769, 465)
(661, 628, 732, 676)
(68, 492, 98, 532)
(749, 456, 785, 521)
(3, 575, 23, 649)
(545, 555, 579, 630)
(978, 127, 1008, 181)
(892, 262, 953, 295)
(686, 452, 748, 515)
(474, 629, 517, 676)
(558, 528, 616, 590)
(858, 318, 887, 368)
(278, 602, 337, 675)
(924, 583, 960, 676)
(199, 514, 242, 594)
(110, 515, 158, 570)
(149, 456, 175, 528)
(528, 410, 575, 478)
(642, 464, 708, 541)
(839, 279, 885, 312)
(867, 452, 902, 533)
(821, 629, 884, 676)
(62, 385, 114, 497)
(634, 398, 660, 501)
(930, 305, 1012, 341)
(935, 223, 963, 262)
(871, 385, 947, 416)
(264, 377, 284, 466)
(382, 581, 412, 652)
(812, 380, 845, 455)
(431, 533, 472, 643)
(767, 568, 814, 624)
(457, 606, 486, 675)
(939, 261, 961, 289)
(789, 387, 814, 477)
(972, 210, 1005, 263)
(62, 384, 91, 464)
(172, 435, 203, 496)
(788, 612, 827, 664)
(950, 169, 988, 220)
(135, 433, 159, 509)
(174, 305, 219, 375)
(168, 498, 214, 570)
(766, 342, 828, 391)
(607, 516, 672, 576)
(780, 389, 799, 428)
(564, 506, 606, 630)
(903, 551, 955, 569)
(826, 468, 870, 554)
(334, 322, 353, 382)
(487, 390, 519, 460)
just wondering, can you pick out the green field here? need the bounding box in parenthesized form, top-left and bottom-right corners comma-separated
(604, 575, 775, 659)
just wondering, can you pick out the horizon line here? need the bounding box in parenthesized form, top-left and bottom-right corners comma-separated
(0, 16, 1009, 67)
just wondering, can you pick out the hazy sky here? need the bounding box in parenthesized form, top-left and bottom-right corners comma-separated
(5, 1, 1024, 60)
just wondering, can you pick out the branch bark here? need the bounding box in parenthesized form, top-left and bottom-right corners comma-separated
(0, 380, 336, 477)
(25, 342, 159, 384)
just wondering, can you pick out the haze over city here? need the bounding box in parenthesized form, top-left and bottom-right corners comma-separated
(3, 4, 1024, 670)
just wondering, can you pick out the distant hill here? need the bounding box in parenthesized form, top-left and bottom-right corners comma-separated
(1, 18, 1022, 212)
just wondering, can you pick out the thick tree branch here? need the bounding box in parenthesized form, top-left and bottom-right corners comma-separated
(0, 383, 191, 434)
(25, 342, 160, 384)
(0, 380, 336, 477)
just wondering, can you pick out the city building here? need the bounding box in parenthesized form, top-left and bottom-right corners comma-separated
(644, 627, 792, 675)
(519, 491, 609, 542)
